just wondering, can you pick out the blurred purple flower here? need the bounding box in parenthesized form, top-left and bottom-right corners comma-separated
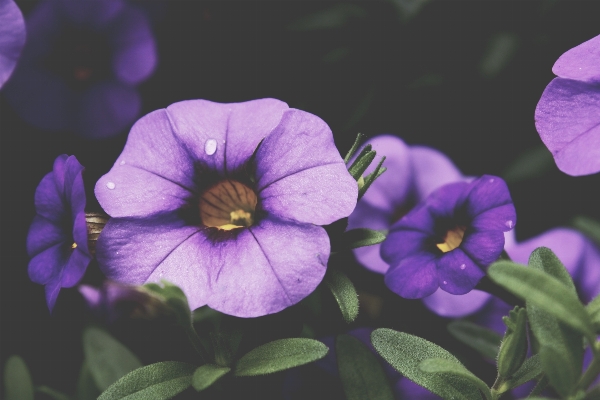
(94, 99, 358, 318)
(381, 176, 516, 299)
(27, 155, 92, 311)
(347, 135, 464, 274)
(0, 0, 26, 88)
(535, 34, 600, 176)
(3, 0, 156, 139)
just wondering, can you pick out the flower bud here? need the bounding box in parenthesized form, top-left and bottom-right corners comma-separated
(497, 306, 528, 379)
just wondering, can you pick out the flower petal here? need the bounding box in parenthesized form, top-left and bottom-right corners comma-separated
(56, 0, 124, 28)
(422, 288, 491, 318)
(535, 78, 600, 176)
(257, 109, 358, 225)
(381, 228, 430, 267)
(60, 248, 92, 287)
(425, 181, 468, 218)
(552, 34, 600, 83)
(384, 254, 439, 299)
(436, 249, 484, 294)
(45, 277, 62, 312)
(28, 242, 68, 285)
(34, 171, 66, 223)
(0, 0, 26, 88)
(348, 202, 393, 274)
(463, 175, 513, 218)
(26, 216, 66, 257)
(461, 229, 505, 267)
(471, 203, 516, 232)
(410, 145, 464, 200)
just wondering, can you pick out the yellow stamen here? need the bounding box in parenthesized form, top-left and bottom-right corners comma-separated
(71, 242, 78, 249)
(436, 226, 466, 253)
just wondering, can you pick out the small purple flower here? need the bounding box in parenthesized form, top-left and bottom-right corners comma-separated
(0, 0, 26, 88)
(94, 99, 358, 318)
(381, 175, 516, 299)
(3, 0, 157, 139)
(535, 34, 600, 176)
(27, 155, 92, 311)
(347, 135, 464, 274)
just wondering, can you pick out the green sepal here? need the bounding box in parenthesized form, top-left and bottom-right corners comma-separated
(234, 338, 328, 376)
(586, 295, 600, 332)
(324, 268, 359, 323)
(344, 133, 365, 164)
(348, 144, 375, 181)
(336, 334, 394, 400)
(3, 355, 34, 400)
(497, 306, 528, 379)
(97, 361, 196, 400)
(573, 215, 600, 245)
(371, 329, 483, 400)
(191, 364, 230, 392)
(419, 358, 492, 400)
(77, 361, 101, 400)
(495, 354, 542, 393)
(340, 228, 386, 250)
(447, 320, 501, 359)
(358, 158, 386, 200)
(83, 327, 143, 391)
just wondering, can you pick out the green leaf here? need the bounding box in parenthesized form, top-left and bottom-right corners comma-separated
(539, 346, 578, 398)
(211, 330, 243, 367)
(191, 365, 230, 392)
(324, 269, 359, 323)
(358, 157, 387, 200)
(502, 145, 554, 183)
(344, 133, 365, 164)
(83, 327, 143, 391)
(528, 247, 577, 293)
(77, 361, 101, 400)
(4, 356, 34, 400)
(487, 261, 594, 340)
(587, 295, 600, 332)
(447, 320, 501, 359)
(419, 358, 492, 400)
(573, 215, 600, 245)
(496, 355, 542, 393)
(336, 334, 394, 400)
(234, 338, 328, 376)
(341, 228, 386, 250)
(98, 361, 196, 400)
(348, 146, 376, 181)
(371, 329, 483, 400)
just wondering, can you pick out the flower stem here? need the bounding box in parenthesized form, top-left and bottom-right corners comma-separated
(576, 341, 600, 391)
(185, 323, 212, 364)
(475, 276, 524, 308)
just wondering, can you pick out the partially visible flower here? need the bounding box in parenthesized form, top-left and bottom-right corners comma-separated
(0, 0, 25, 88)
(535, 34, 600, 176)
(95, 99, 358, 317)
(3, 0, 157, 138)
(347, 135, 464, 274)
(27, 155, 92, 311)
(381, 175, 516, 299)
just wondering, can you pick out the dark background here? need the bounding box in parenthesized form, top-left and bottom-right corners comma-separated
(2, 1, 600, 398)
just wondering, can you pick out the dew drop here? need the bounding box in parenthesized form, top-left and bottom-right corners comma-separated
(443, 281, 448, 285)
(489, 178, 495, 183)
(106, 182, 116, 190)
(460, 264, 466, 270)
(505, 220, 514, 229)
(205, 138, 217, 155)
(119, 160, 126, 165)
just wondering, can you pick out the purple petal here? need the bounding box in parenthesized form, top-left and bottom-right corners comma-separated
(109, 6, 156, 85)
(425, 181, 469, 218)
(79, 284, 102, 309)
(166, 98, 289, 174)
(381, 228, 430, 267)
(64, 155, 86, 215)
(61, 248, 92, 287)
(535, 78, 600, 176)
(26, 216, 66, 257)
(461, 230, 505, 267)
(348, 202, 392, 274)
(436, 249, 485, 294)
(28, 242, 68, 285)
(395, 378, 442, 400)
(0, 0, 26, 88)
(384, 254, 439, 299)
(72, 212, 89, 254)
(471, 203, 516, 232)
(472, 297, 512, 334)
(77, 81, 141, 139)
(463, 175, 514, 218)
(45, 277, 62, 312)
(578, 243, 600, 302)
(34, 173, 65, 224)
(422, 288, 491, 318)
(56, 0, 124, 28)
(553, 35, 600, 83)
(410, 145, 464, 200)
(257, 109, 358, 225)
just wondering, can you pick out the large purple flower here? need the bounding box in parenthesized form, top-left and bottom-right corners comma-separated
(381, 175, 516, 299)
(347, 135, 464, 274)
(0, 0, 25, 89)
(535, 34, 600, 176)
(27, 155, 92, 311)
(94, 99, 358, 317)
(3, 0, 156, 139)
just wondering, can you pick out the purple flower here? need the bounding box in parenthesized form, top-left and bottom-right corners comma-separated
(94, 99, 358, 318)
(347, 135, 464, 274)
(381, 175, 516, 299)
(27, 155, 92, 311)
(3, 0, 156, 139)
(0, 0, 25, 88)
(535, 34, 600, 176)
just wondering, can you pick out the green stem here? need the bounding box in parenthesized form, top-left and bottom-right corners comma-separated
(475, 276, 524, 308)
(576, 341, 600, 391)
(185, 323, 211, 363)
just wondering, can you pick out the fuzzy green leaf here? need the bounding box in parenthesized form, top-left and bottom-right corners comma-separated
(4, 356, 34, 400)
(336, 334, 394, 400)
(497, 307, 528, 379)
(348, 147, 376, 181)
(83, 327, 143, 391)
(234, 338, 328, 376)
(342, 228, 387, 249)
(528, 247, 577, 293)
(358, 157, 386, 200)
(371, 329, 483, 400)
(192, 365, 230, 392)
(324, 269, 359, 323)
(586, 295, 600, 332)
(98, 362, 195, 400)
(77, 361, 101, 400)
(419, 358, 492, 400)
(344, 133, 365, 164)
(497, 355, 542, 393)
(447, 320, 501, 359)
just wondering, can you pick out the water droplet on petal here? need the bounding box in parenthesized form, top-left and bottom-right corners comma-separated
(205, 138, 217, 155)
(119, 160, 126, 165)
(505, 220, 514, 229)
(443, 281, 448, 285)
(106, 182, 116, 190)
(489, 178, 495, 183)
(460, 264, 466, 270)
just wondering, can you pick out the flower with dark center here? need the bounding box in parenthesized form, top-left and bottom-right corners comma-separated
(0, 0, 25, 88)
(94, 98, 358, 317)
(381, 175, 516, 299)
(3, 0, 156, 138)
(27, 155, 91, 311)
(535, 34, 600, 176)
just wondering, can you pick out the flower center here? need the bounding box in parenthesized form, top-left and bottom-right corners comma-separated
(436, 225, 466, 253)
(199, 180, 257, 230)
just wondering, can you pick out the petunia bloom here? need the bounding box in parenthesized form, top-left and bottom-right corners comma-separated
(535, 34, 600, 176)
(3, 0, 157, 139)
(347, 135, 464, 274)
(27, 155, 92, 311)
(381, 175, 516, 299)
(0, 0, 26, 89)
(94, 98, 358, 318)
